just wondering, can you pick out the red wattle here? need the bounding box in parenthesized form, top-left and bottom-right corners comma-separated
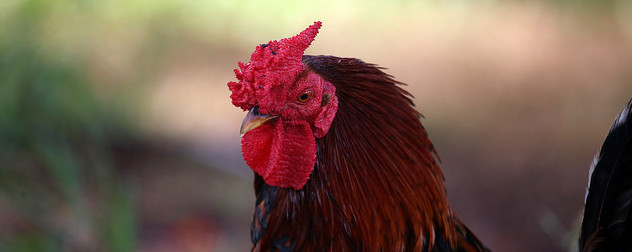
(241, 120, 317, 190)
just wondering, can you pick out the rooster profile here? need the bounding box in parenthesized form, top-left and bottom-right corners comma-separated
(227, 21, 632, 251)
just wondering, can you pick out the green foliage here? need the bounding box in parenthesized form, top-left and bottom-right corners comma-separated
(0, 1, 138, 251)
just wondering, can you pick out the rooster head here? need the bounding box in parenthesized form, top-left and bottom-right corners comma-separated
(227, 21, 338, 190)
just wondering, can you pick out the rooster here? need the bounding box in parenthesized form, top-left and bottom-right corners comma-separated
(228, 21, 488, 251)
(227, 21, 632, 251)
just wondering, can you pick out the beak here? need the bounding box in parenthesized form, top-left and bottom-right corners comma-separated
(240, 107, 277, 137)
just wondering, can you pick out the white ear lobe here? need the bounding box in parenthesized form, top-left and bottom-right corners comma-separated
(313, 94, 338, 138)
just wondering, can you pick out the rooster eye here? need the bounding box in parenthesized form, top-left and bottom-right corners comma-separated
(298, 91, 312, 103)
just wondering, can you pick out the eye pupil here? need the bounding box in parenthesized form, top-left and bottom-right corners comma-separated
(298, 91, 312, 102)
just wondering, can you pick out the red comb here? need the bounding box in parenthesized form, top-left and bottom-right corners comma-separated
(228, 21, 322, 113)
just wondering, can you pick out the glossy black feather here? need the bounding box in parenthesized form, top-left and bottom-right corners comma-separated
(580, 97, 632, 251)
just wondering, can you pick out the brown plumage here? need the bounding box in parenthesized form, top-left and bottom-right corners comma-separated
(230, 21, 632, 252)
(227, 22, 490, 251)
(248, 55, 489, 251)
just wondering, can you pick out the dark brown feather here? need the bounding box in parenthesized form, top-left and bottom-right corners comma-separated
(580, 97, 632, 252)
(251, 55, 488, 251)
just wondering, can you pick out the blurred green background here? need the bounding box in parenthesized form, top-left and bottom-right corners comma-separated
(0, 0, 631, 251)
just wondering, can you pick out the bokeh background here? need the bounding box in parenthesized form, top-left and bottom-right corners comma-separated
(1, 0, 631, 251)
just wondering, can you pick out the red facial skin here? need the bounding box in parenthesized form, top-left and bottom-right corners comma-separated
(228, 22, 338, 190)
